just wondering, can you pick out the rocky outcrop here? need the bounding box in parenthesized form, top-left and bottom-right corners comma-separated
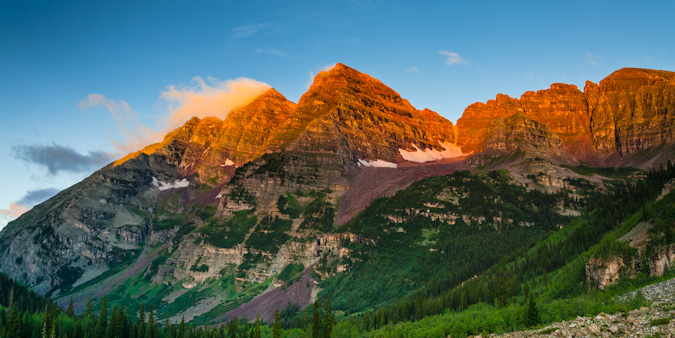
(468, 112, 575, 167)
(0, 153, 177, 295)
(269, 63, 458, 164)
(587, 68, 675, 155)
(457, 68, 675, 165)
(491, 290, 675, 337)
(649, 244, 675, 277)
(585, 256, 631, 290)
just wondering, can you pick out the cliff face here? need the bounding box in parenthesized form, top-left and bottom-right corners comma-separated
(266, 63, 457, 164)
(1, 64, 675, 322)
(457, 68, 675, 164)
(0, 63, 461, 301)
(587, 68, 675, 155)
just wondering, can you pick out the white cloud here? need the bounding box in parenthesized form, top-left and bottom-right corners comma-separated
(439, 50, 467, 66)
(79, 94, 158, 156)
(586, 52, 602, 66)
(254, 48, 287, 56)
(305, 63, 338, 89)
(160, 76, 271, 130)
(406, 66, 420, 74)
(231, 24, 269, 39)
(523, 72, 535, 79)
(80, 77, 270, 157)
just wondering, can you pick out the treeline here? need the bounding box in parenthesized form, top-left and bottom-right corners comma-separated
(351, 162, 675, 331)
(318, 170, 577, 316)
(0, 293, 336, 338)
(0, 272, 56, 314)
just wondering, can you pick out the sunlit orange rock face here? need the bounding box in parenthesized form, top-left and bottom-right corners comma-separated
(264, 63, 456, 163)
(586, 68, 675, 155)
(117, 63, 458, 184)
(457, 68, 675, 161)
(116, 88, 296, 182)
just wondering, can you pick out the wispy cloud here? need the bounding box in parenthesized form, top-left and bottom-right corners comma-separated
(254, 48, 287, 56)
(231, 24, 269, 39)
(160, 76, 271, 130)
(305, 63, 338, 89)
(79, 94, 157, 155)
(439, 50, 467, 66)
(406, 66, 420, 74)
(12, 143, 113, 175)
(586, 52, 602, 66)
(79, 77, 270, 156)
(0, 188, 61, 228)
(523, 72, 535, 79)
(17, 188, 61, 206)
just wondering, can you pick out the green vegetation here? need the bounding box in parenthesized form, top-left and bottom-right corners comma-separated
(651, 317, 671, 326)
(278, 263, 305, 282)
(320, 170, 575, 313)
(246, 216, 292, 254)
(299, 189, 335, 232)
(277, 193, 302, 219)
(561, 164, 639, 178)
(199, 210, 257, 248)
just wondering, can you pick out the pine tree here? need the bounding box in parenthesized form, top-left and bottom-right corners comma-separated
(323, 298, 334, 338)
(252, 315, 261, 338)
(85, 298, 94, 321)
(66, 297, 75, 317)
(525, 296, 540, 327)
(145, 304, 156, 338)
(178, 315, 186, 338)
(272, 308, 282, 338)
(137, 302, 146, 338)
(310, 301, 322, 338)
(228, 315, 239, 338)
(7, 305, 21, 337)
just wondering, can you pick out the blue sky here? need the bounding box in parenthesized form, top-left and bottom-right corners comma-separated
(1, 0, 674, 228)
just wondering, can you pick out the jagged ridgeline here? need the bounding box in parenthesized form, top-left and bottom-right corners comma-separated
(1, 64, 675, 327)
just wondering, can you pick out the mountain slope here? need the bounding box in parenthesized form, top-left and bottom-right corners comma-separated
(1, 64, 675, 326)
(457, 68, 675, 167)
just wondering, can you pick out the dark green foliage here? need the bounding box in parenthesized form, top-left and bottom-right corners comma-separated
(650, 317, 671, 326)
(237, 253, 265, 271)
(56, 265, 84, 292)
(278, 263, 305, 282)
(197, 205, 218, 221)
(310, 301, 322, 338)
(300, 189, 335, 232)
(277, 193, 302, 219)
(525, 296, 540, 327)
(320, 170, 572, 314)
(199, 210, 257, 248)
(190, 264, 209, 272)
(561, 164, 638, 178)
(246, 216, 292, 253)
(152, 216, 186, 231)
(0, 272, 56, 313)
(173, 222, 197, 245)
(272, 309, 282, 338)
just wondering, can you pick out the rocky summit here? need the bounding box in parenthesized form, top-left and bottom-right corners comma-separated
(1, 64, 675, 325)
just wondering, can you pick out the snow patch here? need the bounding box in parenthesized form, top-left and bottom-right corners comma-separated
(215, 192, 222, 199)
(225, 159, 235, 166)
(357, 159, 398, 168)
(151, 177, 159, 187)
(398, 141, 466, 163)
(158, 178, 190, 191)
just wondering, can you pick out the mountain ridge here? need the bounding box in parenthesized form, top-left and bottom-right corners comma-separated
(1, 63, 675, 325)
